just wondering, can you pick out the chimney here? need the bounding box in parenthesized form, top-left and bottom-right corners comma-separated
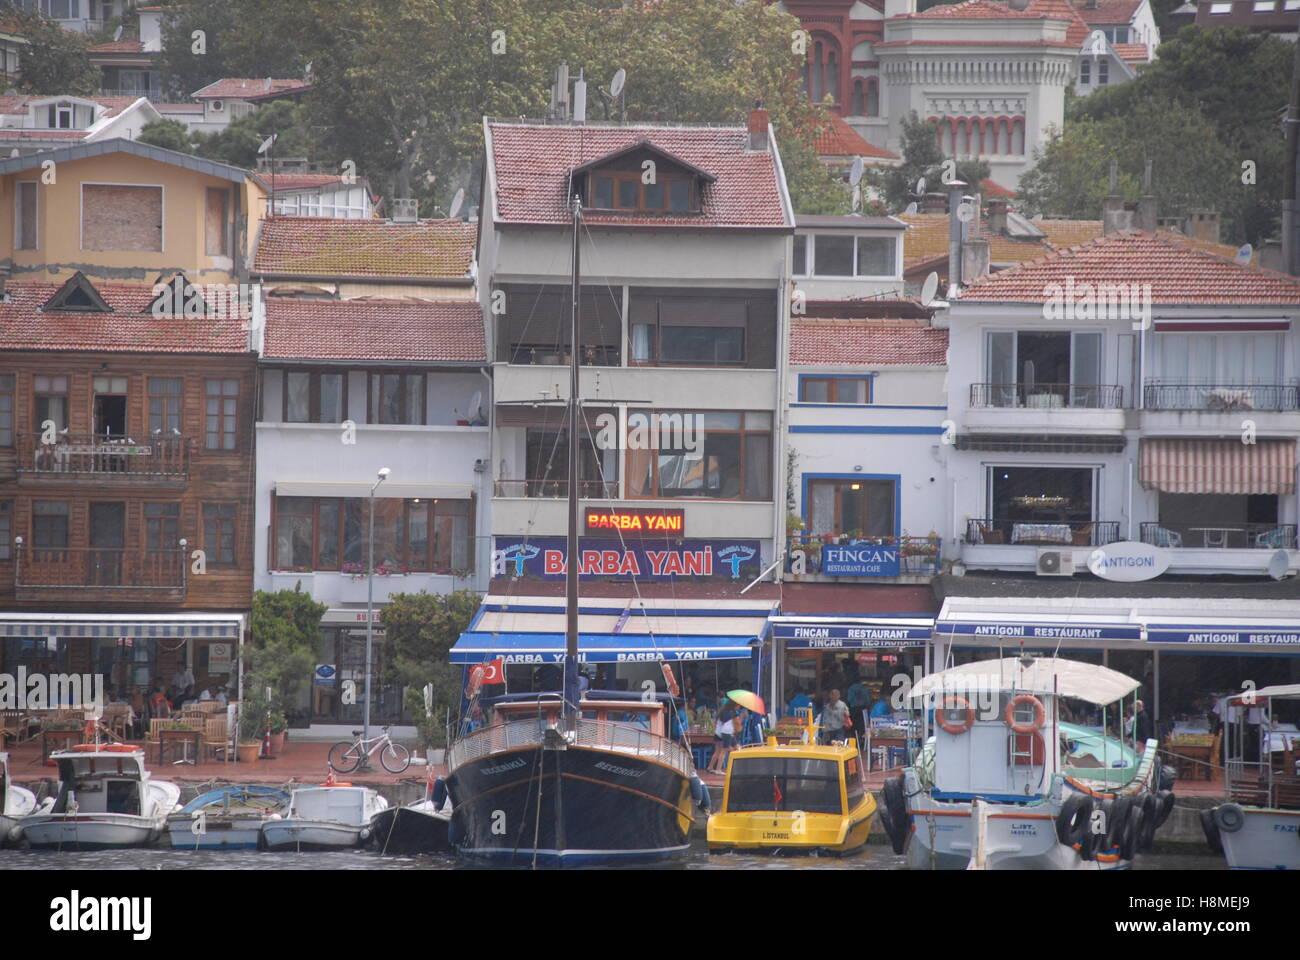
(947, 180, 967, 297)
(748, 102, 770, 151)
(550, 63, 570, 121)
(987, 198, 1009, 236)
(921, 191, 947, 214)
(1259, 239, 1283, 272)
(1101, 159, 1132, 234)
(1186, 210, 1220, 245)
(962, 237, 991, 284)
(1136, 159, 1157, 232)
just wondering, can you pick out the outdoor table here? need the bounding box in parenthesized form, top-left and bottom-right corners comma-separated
(1168, 742, 1213, 780)
(1189, 527, 1236, 548)
(159, 728, 201, 765)
(41, 729, 81, 765)
(866, 733, 907, 771)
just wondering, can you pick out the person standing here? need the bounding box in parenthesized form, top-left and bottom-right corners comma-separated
(708, 707, 737, 774)
(846, 677, 871, 737)
(821, 688, 850, 745)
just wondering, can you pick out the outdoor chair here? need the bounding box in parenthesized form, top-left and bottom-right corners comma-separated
(1254, 527, 1293, 550)
(202, 718, 229, 763)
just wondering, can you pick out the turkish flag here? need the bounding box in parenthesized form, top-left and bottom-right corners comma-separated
(480, 658, 505, 685)
(773, 777, 783, 809)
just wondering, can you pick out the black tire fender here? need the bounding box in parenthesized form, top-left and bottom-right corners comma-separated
(1056, 793, 1092, 846)
(1155, 789, 1175, 828)
(1105, 795, 1132, 849)
(1214, 802, 1245, 834)
(1121, 804, 1143, 861)
(882, 775, 909, 855)
(1200, 807, 1223, 854)
(1138, 793, 1159, 850)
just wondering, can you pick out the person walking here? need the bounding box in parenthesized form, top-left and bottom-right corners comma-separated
(708, 707, 738, 775)
(821, 688, 850, 745)
(847, 678, 871, 736)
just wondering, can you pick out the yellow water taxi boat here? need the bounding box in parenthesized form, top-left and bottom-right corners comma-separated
(707, 711, 877, 856)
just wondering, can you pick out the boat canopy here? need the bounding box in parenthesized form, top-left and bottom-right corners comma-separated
(908, 656, 1140, 705)
(1228, 683, 1300, 704)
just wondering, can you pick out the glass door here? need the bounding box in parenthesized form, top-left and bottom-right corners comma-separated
(89, 502, 125, 585)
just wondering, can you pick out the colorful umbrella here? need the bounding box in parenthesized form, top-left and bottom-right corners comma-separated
(727, 689, 766, 714)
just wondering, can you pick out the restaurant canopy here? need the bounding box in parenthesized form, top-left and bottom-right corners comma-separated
(0, 612, 244, 639)
(909, 656, 1141, 705)
(451, 594, 775, 664)
(1140, 438, 1296, 495)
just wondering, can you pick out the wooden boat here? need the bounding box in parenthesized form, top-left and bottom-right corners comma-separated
(17, 745, 180, 850)
(707, 711, 877, 855)
(261, 784, 388, 850)
(886, 657, 1174, 870)
(1201, 683, 1300, 870)
(166, 785, 290, 850)
(1, 751, 42, 847)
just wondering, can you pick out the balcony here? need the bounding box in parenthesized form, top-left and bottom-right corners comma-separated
(965, 518, 1121, 547)
(16, 433, 189, 486)
(785, 533, 942, 580)
(970, 383, 1124, 409)
(14, 543, 187, 602)
(1143, 382, 1300, 412)
(964, 383, 1126, 435)
(1139, 522, 1297, 551)
(494, 478, 621, 499)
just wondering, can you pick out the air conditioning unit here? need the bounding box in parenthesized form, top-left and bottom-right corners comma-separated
(210, 99, 224, 112)
(1035, 549, 1074, 577)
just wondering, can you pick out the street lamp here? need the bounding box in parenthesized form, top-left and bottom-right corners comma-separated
(360, 466, 390, 771)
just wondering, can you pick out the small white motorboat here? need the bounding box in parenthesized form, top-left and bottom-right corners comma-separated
(1, 751, 43, 846)
(166, 785, 291, 851)
(17, 745, 181, 850)
(261, 785, 389, 850)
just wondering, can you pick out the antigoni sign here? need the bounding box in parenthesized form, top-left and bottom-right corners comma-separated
(1087, 541, 1170, 582)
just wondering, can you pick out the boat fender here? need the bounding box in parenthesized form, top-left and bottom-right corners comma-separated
(1104, 795, 1131, 849)
(1120, 804, 1142, 861)
(1004, 694, 1045, 734)
(690, 776, 711, 813)
(938, 696, 975, 735)
(1137, 793, 1159, 851)
(359, 827, 371, 841)
(1056, 793, 1092, 847)
(1199, 808, 1223, 854)
(431, 777, 448, 812)
(1213, 802, 1244, 834)
(1154, 790, 1175, 828)
(881, 775, 909, 855)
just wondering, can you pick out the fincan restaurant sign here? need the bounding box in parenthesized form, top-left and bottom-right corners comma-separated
(772, 623, 930, 648)
(821, 543, 900, 577)
(492, 537, 761, 581)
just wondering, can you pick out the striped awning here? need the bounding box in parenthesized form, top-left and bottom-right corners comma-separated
(0, 614, 244, 640)
(1140, 438, 1296, 495)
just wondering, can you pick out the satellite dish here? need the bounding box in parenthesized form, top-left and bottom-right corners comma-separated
(904, 201, 918, 215)
(1235, 243, 1253, 265)
(610, 68, 626, 98)
(448, 187, 465, 220)
(849, 155, 865, 187)
(257, 133, 277, 156)
(915, 176, 927, 197)
(113, 25, 123, 41)
(920, 271, 939, 306)
(1267, 549, 1291, 581)
(957, 198, 975, 222)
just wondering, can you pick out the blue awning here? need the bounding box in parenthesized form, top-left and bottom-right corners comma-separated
(451, 632, 757, 664)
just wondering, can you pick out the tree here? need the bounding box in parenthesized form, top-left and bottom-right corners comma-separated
(876, 112, 992, 212)
(136, 119, 196, 154)
(381, 590, 481, 748)
(14, 12, 100, 95)
(192, 100, 314, 168)
(246, 587, 326, 721)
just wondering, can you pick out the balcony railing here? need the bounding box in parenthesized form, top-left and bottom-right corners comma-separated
(1139, 522, 1297, 550)
(970, 383, 1124, 409)
(1142, 381, 1300, 412)
(448, 717, 693, 779)
(98, 89, 167, 103)
(494, 478, 621, 499)
(786, 534, 942, 576)
(509, 345, 622, 366)
(14, 543, 187, 596)
(17, 433, 189, 479)
(965, 518, 1121, 547)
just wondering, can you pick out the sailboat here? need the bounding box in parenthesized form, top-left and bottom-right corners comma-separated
(443, 197, 706, 865)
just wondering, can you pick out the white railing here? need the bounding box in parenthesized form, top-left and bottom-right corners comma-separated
(448, 717, 693, 778)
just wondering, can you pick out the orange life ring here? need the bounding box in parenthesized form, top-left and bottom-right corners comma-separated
(938, 696, 975, 735)
(70, 743, 137, 752)
(321, 782, 352, 787)
(1005, 694, 1045, 734)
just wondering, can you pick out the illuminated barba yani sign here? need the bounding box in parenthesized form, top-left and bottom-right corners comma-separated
(584, 507, 684, 535)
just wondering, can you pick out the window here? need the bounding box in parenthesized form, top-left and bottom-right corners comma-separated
(726, 756, 843, 814)
(0, 501, 10, 561)
(144, 503, 180, 553)
(50, 103, 73, 129)
(82, 184, 163, 252)
(799, 377, 870, 404)
(204, 378, 239, 450)
(34, 374, 68, 434)
(626, 410, 772, 501)
(368, 373, 425, 425)
(0, 374, 13, 447)
(983, 331, 1106, 407)
(273, 496, 472, 572)
(628, 290, 776, 368)
(16, 181, 37, 250)
(807, 477, 895, 537)
(205, 187, 229, 256)
(804, 234, 898, 278)
(1209, 1, 1230, 10)
(793, 235, 807, 276)
(855, 236, 895, 276)
(1098, 60, 1109, 85)
(804, 36, 842, 106)
(1080, 60, 1091, 85)
(32, 501, 70, 555)
(586, 171, 696, 213)
(202, 503, 237, 565)
(92, 375, 128, 436)
(499, 284, 623, 365)
(148, 377, 182, 435)
(814, 235, 854, 276)
(1286, 0, 1300, 10)
(284, 370, 347, 423)
(1253, 1, 1276, 10)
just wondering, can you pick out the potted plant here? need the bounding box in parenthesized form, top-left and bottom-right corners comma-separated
(267, 710, 288, 755)
(900, 531, 941, 572)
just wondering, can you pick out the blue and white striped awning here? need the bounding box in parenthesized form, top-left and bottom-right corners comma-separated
(451, 632, 757, 664)
(0, 613, 244, 640)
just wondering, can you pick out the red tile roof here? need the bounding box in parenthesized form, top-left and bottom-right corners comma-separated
(263, 298, 485, 362)
(791, 317, 948, 366)
(487, 121, 788, 229)
(1073, 0, 1143, 24)
(1026, 0, 1093, 43)
(87, 39, 146, 53)
(960, 231, 1300, 304)
(1112, 42, 1150, 61)
(0, 282, 249, 354)
(981, 178, 1017, 198)
(815, 115, 900, 160)
(254, 217, 474, 279)
(156, 102, 205, 114)
(251, 173, 353, 192)
(192, 78, 313, 101)
(904, 0, 1042, 17)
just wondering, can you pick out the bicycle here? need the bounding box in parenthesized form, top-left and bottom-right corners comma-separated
(327, 725, 410, 774)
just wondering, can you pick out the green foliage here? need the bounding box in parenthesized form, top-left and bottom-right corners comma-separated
(14, 12, 100, 95)
(157, 0, 236, 98)
(246, 587, 326, 718)
(381, 590, 480, 748)
(192, 100, 314, 168)
(137, 119, 197, 154)
(875, 112, 990, 212)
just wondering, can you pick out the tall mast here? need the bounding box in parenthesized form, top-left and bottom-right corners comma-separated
(563, 193, 582, 719)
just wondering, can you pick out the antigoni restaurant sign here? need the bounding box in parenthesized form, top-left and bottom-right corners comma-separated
(491, 537, 762, 581)
(1087, 541, 1170, 582)
(772, 623, 929, 648)
(1146, 627, 1300, 645)
(938, 622, 1143, 642)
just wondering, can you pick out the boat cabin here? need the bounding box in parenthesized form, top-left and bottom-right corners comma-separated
(1224, 685, 1300, 810)
(721, 746, 866, 817)
(287, 787, 372, 826)
(491, 695, 669, 738)
(50, 749, 148, 816)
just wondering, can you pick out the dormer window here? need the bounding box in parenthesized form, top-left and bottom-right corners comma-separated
(42, 272, 114, 314)
(48, 103, 74, 129)
(573, 140, 713, 216)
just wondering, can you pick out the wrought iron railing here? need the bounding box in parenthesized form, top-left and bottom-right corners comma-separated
(970, 383, 1124, 409)
(785, 534, 941, 576)
(14, 543, 187, 593)
(1139, 522, 1297, 550)
(1142, 381, 1300, 412)
(448, 717, 694, 779)
(17, 433, 189, 478)
(493, 478, 620, 499)
(965, 518, 1121, 546)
